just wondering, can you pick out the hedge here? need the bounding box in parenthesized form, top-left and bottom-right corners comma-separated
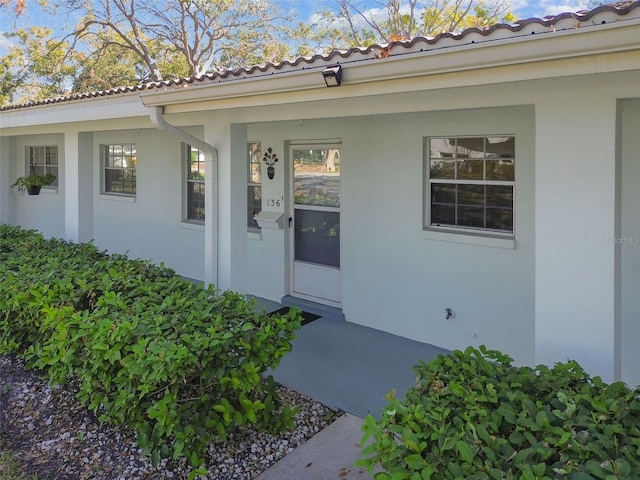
(358, 346, 640, 480)
(0, 225, 302, 478)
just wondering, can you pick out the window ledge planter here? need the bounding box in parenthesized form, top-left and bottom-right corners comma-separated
(11, 173, 56, 195)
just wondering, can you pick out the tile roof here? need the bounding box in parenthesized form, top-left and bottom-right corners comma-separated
(1, 1, 638, 112)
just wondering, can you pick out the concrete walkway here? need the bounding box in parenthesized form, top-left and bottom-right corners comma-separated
(256, 414, 377, 480)
(253, 296, 448, 480)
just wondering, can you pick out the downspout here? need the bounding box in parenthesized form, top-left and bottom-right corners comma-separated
(149, 106, 219, 288)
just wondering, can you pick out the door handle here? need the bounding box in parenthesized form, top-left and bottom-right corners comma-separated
(288, 216, 293, 228)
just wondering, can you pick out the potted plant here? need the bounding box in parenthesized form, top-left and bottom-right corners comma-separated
(11, 173, 57, 195)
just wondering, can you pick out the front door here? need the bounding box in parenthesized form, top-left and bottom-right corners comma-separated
(290, 145, 341, 306)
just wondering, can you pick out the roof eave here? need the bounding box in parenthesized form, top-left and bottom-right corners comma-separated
(139, 17, 640, 110)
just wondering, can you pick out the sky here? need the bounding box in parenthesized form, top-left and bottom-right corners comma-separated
(0, 0, 594, 53)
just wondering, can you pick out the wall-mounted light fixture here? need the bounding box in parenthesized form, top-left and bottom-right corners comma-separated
(322, 65, 342, 87)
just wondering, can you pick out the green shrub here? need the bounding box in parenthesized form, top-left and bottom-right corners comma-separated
(0, 225, 301, 478)
(358, 346, 640, 480)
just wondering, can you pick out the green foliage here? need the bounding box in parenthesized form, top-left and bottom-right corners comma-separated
(0, 225, 301, 476)
(11, 173, 56, 190)
(358, 346, 640, 480)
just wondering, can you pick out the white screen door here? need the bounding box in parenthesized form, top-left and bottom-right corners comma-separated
(290, 145, 341, 306)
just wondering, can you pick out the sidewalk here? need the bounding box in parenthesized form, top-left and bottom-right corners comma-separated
(255, 414, 378, 480)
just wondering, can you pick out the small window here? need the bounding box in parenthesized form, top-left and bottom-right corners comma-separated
(26, 146, 59, 188)
(247, 142, 262, 231)
(102, 144, 136, 195)
(426, 136, 515, 235)
(185, 144, 205, 222)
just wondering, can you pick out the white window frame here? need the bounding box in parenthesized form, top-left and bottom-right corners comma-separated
(425, 136, 515, 237)
(184, 144, 205, 223)
(247, 142, 262, 232)
(26, 145, 59, 190)
(101, 143, 137, 196)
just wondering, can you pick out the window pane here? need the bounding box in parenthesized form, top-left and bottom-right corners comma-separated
(105, 168, 136, 194)
(457, 206, 484, 228)
(432, 184, 456, 204)
(486, 159, 514, 181)
(248, 143, 262, 184)
(485, 136, 515, 157)
(294, 210, 340, 267)
(457, 159, 483, 180)
(431, 203, 455, 226)
(455, 137, 486, 158)
(294, 148, 340, 207)
(187, 181, 205, 221)
(247, 185, 261, 229)
(429, 138, 455, 158)
(27, 146, 58, 188)
(250, 163, 261, 184)
(458, 185, 485, 205)
(486, 208, 513, 231)
(427, 136, 514, 234)
(104, 144, 136, 195)
(486, 185, 513, 207)
(430, 159, 455, 179)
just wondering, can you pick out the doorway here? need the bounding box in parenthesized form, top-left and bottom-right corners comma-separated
(290, 145, 341, 306)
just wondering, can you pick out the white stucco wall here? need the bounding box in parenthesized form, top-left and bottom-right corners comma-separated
(12, 134, 66, 239)
(247, 105, 537, 365)
(620, 99, 640, 388)
(534, 87, 618, 381)
(91, 128, 205, 280)
(0, 65, 638, 381)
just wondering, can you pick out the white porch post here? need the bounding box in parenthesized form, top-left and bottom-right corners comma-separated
(0, 136, 15, 224)
(205, 122, 247, 292)
(63, 131, 94, 243)
(64, 131, 80, 242)
(535, 92, 618, 381)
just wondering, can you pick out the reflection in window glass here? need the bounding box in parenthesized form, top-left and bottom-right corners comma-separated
(294, 148, 340, 207)
(103, 144, 137, 195)
(26, 146, 59, 188)
(426, 136, 515, 234)
(248, 142, 262, 231)
(185, 145, 205, 221)
(295, 210, 340, 267)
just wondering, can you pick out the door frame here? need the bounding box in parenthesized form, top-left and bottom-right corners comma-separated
(288, 142, 342, 307)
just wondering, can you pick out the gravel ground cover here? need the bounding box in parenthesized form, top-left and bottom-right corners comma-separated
(0, 355, 340, 480)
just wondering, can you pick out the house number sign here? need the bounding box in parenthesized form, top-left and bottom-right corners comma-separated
(266, 197, 283, 208)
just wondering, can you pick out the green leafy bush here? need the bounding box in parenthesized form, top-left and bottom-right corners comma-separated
(0, 225, 301, 478)
(358, 346, 640, 480)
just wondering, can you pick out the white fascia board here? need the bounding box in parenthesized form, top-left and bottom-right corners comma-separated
(0, 93, 147, 130)
(141, 18, 640, 112)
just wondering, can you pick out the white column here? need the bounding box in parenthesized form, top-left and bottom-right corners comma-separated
(535, 92, 617, 381)
(64, 131, 80, 241)
(0, 136, 15, 224)
(204, 121, 247, 292)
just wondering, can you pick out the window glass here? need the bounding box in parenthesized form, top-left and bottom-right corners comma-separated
(248, 142, 262, 231)
(103, 144, 136, 195)
(27, 146, 59, 188)
(294, 148, 340, 207)
(186, 145, 205, 222)
(426, 136, 515, 234)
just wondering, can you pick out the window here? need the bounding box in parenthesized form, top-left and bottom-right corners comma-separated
(102, 144, 136, 195)
(185, 144, 205, 222)
(26, 146, 59, 188)
(247, 142, 262, 231)
(426, 136, 515, 234)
